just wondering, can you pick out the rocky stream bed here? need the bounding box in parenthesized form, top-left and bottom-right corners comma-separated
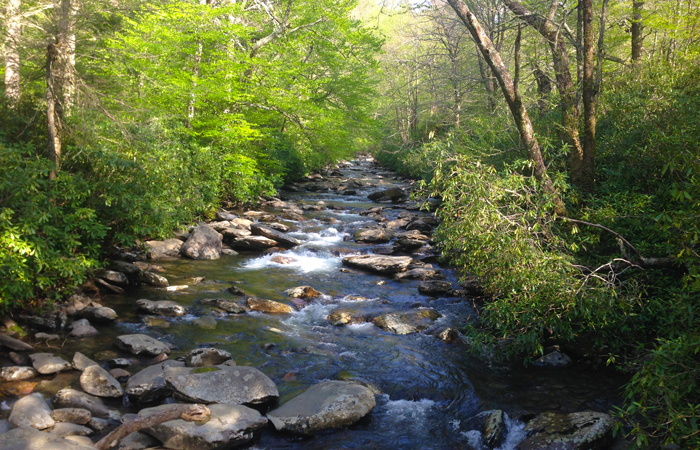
(0, 158, 629, 449)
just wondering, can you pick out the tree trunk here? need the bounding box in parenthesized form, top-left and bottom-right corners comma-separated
(581, 0, 596, 193)
(53, 0, 75, 116)
(631, 1, 644, 62)
(4, 0, 22, 107)
(47, 42, 61, 179)
(446, 0, 565, 214)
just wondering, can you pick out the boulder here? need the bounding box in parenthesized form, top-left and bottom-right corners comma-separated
(115, 431, 159, 450)
(205, 221, 231, 232)
(146, 238, 183, 260)
(95, 269, 129, 286)
(136, 299, 187, 317)
(185, 348, 232, 367)
(394, 268, 444, 281)
(9, 393, 55, 429)
(285, 286, 323, 299)
(534, 351, 573, 368)
(232, 235, 279, 251)
(80, 306, 118, 323)
(517, 411, 614, 450)
(0, 427, 95, 450)
(250, 223, 301, 248)
(373, 309, 441, 335)
(115, 334, 170, 357)
(221, 227, 252, 240)
(215, 210, 238, 221)
(354, 228, 394, 243)
(342, 255, 413, 274)
(72, 352, 98, 371)
(418, 280, 453, 296)
(367, 188, 407, 202)
(0, 333, 34, 351)
(180, 226, 222, 260)
(164, 365, 278, 405)
(139, 271, 169, 287)
(327, 308, 371, 326)
(200, 298, 249, 314)
(110, 368, 131, 382)
(141, 403, 268, 450)
(0, 366, 37, 381)
(267, 381, 376, 436)
(53, 388, 120, 420)
(51, 408, 92, 425)
(406, 219, 434, 233)
(30, 353, 72, 374)
(107, 260, 143, 280)
(80, 365, 123, 398)
(49, 423, 93, 438)
(126, 360, 185, 403)
(247, 297, 294, 314)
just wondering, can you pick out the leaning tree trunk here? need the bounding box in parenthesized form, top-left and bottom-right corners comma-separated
(4, 0, 22, 107)
(446, 0, 566, 214)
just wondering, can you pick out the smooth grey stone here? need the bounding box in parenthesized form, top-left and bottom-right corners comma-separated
(115, 334, 170, 356)
(30, 353, 72, 374)
(9, 393, 55, 429)
(80, 365, 124, 398)
(0, 427, 95, 450)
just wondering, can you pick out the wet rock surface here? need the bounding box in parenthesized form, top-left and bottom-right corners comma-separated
(180, 225, 222, 260)
(517, 411, 614, 450)
(342, 255, 413, 274)
(116, 334, 171, 356)
(0, 427, 95, 450)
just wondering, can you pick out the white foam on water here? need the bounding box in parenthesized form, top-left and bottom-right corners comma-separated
(338, 294, 379, 303)
(457, 413, 527, 450)
(1, 401, 10, 410)
(293, 227, 348, 247)
(379, 395, 436, 422)
(240, 249, 341, 274)
(461, 430, 483, 449)
(346, 322, 376, 332)
(283, 302, 335, 327)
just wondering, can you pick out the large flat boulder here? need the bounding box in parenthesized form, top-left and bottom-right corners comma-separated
(367, 188, 407, 202)
(246, 297, 294, 314)
(141, 403, 267, 450)
(126, 360, 185, 403)
(80, 365, 123, 398)
(354, 228, 394, 243)
(180, 226, 222, 260)
(342, 255, 412, 274)
(250, 223, 301, 248)
(517, 411, 614, 450)
(232, 235, 278, 251)
(115, 334, 170, 356)
(9, 393, 55, 429)
(0, 427, 95, 450)
(267, 381, 376, 436)
(200, 298, 249, 314)
(164, 365, 278, 405)
(146, 238, 183, 260)
(373, 309, 441, 335)
(30, 353, 72, 374)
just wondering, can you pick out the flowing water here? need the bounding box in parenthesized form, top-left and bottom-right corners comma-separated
(6, 158, 627, 449)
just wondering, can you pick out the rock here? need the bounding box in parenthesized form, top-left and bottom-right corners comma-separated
(108, 358, 134, 368)
(135, 299, 187, 317)
(35, 332, 60, 341)
(373, 310, 441, 335)
(367, 188, 407, 202)
(63, 436, 95, 447)
(30, 353, 72, 374)
(280, 211, 305, 221)
(51, 408, 92, 425)
(88, 417, 115, 433)
(418, 280, 453, 296)
(327, 308, 371, 326)
(109, 368, 131, 382)
(216, 210, 238, 221)
(72, 352, 98, 371)
(95, 278, 126, 294)
(406, 219, 433, 233)
(394, 268, 444, 281)
(185, 348, 231, 367)
(270, 255, 297, 264)
(247, 297, 294, 314)
(384, 218, 410, 229)
(146, 238, 183, 260)
(180, 226, 222, 260)
(9, 352, 26, 364)
(193, 316, 217, 329)
(227, 285, 246, 295)
(95, 269, 129, 286)
(115, 431, 159, 450)
(342, 255, 413, 274)
(200, 298, 249, 314)
(53, 388, 120, 420)
(0, 427, 96, 450)
(221, 248, 238, 256)
(115, 334, 170, 357)
(461, 410, 506, 449)
(164, 365, 278, 405)
(232, 235, 279, 251)
(142, 316, 170, 328)
(125, 360, 185, 403)
(534, 351, 573, 368)
(139, 271, 169, 287)
(141, 403, 267, 450)
(206, 220, 231, 232)
(250, 223, 301, 248)
(80, 307, 118, 323)
(437, 328, 459, 343)
(0, 333, 34, 351)
(49, 423, 93, 438)
(9, 393, 55, 429)
(80, 365, 123, 398)
(517, 411, 614, 450)
(229, 218, 253, 230)
(221, 227, 252, 240)
(0, 366, 37, 381)
(0, 419, 10, 434)
(107, 260, 143, 279)
(265, 222, 290, 232)
(354, 228, 394, 243)
(285, 286, 323, 299)
(70, 324, 98, 338)
(267, 381, 376, 436)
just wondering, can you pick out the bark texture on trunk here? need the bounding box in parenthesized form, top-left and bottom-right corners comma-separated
(631, 1, 644, 62)
(4, 0, 22, 107)
(446, 0, 565, 214)
(582, 0, 596, 193)
(47, 42, 61, 179)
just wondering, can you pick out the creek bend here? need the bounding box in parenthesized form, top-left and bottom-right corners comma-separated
(2, 158, 627, 449)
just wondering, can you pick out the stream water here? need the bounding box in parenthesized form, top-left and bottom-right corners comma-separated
(4, 158, 628, 449)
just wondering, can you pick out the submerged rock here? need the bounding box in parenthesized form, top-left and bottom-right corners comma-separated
(517, 411, 614, 450)
(185, 348, 232, 367)
(267, 381, 376, 436)
(180, 226, 222, 260)
(247, 297, 294, 314)
(342, 255, 412, 274)
(200, 298, 249, 314)
(373, 309, 441, 335)
(136, 299, 187, 317)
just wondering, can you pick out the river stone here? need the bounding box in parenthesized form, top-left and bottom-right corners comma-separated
(285, 285, 323, 299)
(9, 393, 55, 429)
(206, 220, 231, 232)
(395, 268, 444, 281)
(250, 223, 301, 248)
(265, 222, 290, 232)
(367, 188, 407, 202)
(72, 352, 99, 371)
(139, 271, 169, 287)
(247, 297, 294, 314)
(50, 422, 93, 438)
(232, 235, 279, 251)
(116, 431, 159, 450)
(373, 309, 441, 335)
(107, 260, 143, 279)
(327, 308, 372, 326)
(53, 388, 120, 420)
(181, 226, 222, 260)
(0, 419, 10, 434)
(185, 348, 231, 367)
(0, 333, 34, 351)
(354, 228, 394, 243)
(193, 316, 217, 329)
(51, 408, 92, 425)
(30, 353, 73, 374)
(215, 210, 238, 221)
(80, 306, 118, 323)
(418, 280, 453, 296)
(136, 299, 187, 317)
(200, 298, 249, 314)
(146, 238, 183, 260)
(517, 411, 614, 450)
(115, 334, 170, 356)
(0, 427, 96, 450)
(267, 381, 376, 436)
(164, 365, 279, 405)
(95, 269, 129, 286)
(0, 366, 37, 381)
(80, 365, 123, 398)
(406, 218, 434, 233)
(125, 360, 185, 403)
(70, 323, 98, 338)
(534, 350, 573, 368)
(222, 227, 252, 241)
(342, 255, 412, 274)
(141, 403, 268, 450)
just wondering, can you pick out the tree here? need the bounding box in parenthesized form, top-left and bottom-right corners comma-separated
(3, 0, 22, 107)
